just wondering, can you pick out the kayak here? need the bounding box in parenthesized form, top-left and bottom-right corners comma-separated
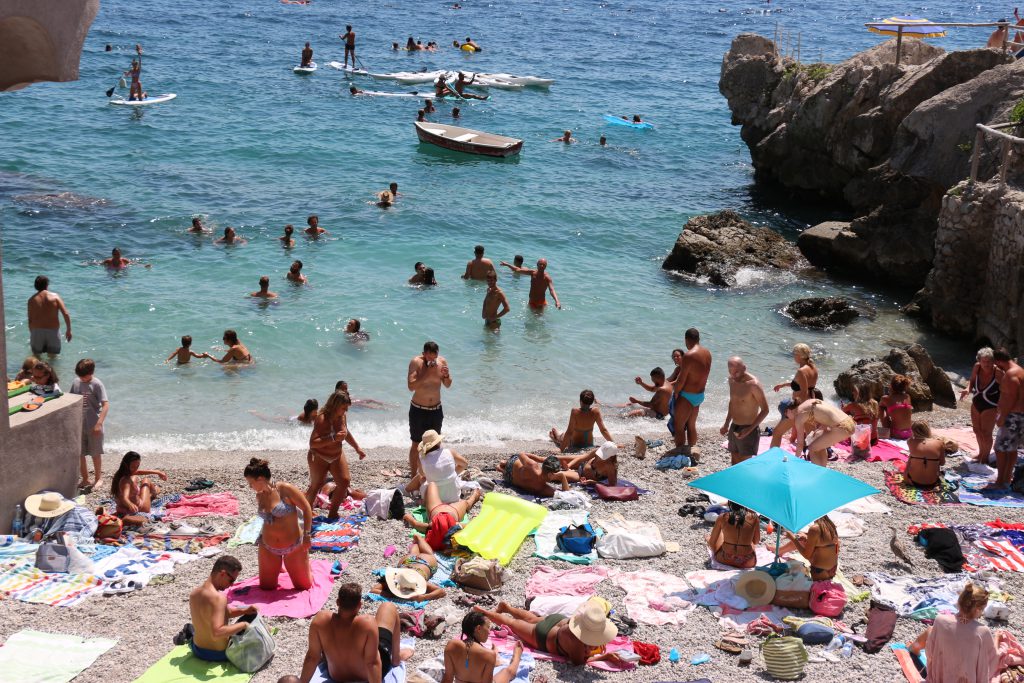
(477, 72, 554, 87)
(110, 93, 177, 106)
(293, 61, 317, 74)
(603, 114, 654, 129)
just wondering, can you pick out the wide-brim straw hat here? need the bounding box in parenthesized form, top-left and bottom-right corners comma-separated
(418, 430, 444, 455)
(568, 599, 617, 647)
(24, 491, 74, 519)
(385, 567, 428, 599)
(735, 569, 777, 607)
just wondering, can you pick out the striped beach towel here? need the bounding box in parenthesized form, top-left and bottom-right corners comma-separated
(0, 561, 104, 607)
(311, 515, 366, 552)
(972, 540, 1024, 572)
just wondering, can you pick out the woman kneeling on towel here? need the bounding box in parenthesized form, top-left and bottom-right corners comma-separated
(442, 611, 523, 683)
(906, 583, 997, 682)
(905, 421, 950, 488)
(244, 458, 314, 590)
(787, 398, 855, 467)
(707, 502, 760, 568)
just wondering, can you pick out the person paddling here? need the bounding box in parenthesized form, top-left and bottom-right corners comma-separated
(340, 25, 356, 68)
(301, 42, 313, 67)
(124, 44, 143, 101)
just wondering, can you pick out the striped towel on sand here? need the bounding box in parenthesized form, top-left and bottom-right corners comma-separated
(311, 515, 367, 552)
(0, 561, 104, 606)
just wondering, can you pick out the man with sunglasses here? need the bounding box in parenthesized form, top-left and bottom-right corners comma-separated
(188, 556, 258, 661)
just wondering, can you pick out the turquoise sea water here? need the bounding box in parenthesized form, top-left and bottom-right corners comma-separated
(0, 0, 992, 452)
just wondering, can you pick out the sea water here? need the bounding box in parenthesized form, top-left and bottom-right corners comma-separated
(0, 0, 989, 452)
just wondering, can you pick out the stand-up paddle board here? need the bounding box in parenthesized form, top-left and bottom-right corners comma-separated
(294, 61, 317, 74)
(354, 90, 433, 98)
(109, 93, 177, 106)
(603, 114, 654, 129)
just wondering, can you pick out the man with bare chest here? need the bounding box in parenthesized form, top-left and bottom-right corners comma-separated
(27, 275, 72, 355)
(720, 356, 769, 464)
(407, 341, 452, 474)
(481, 271, 510, 328)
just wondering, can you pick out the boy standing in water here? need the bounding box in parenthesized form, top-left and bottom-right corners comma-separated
(166, 335, 203, 364)
(340, 25, 356, 67)
(70, 359, 109, 491)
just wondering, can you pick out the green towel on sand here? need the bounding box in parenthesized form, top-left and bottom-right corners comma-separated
(0, 630, 116, 683)
(133, 645, 252, 683)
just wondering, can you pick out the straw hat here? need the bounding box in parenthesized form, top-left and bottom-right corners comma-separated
(385, 567, 428, 599)
(568, 598, 617, 647)
(418, 430, 444, 455)
(24, 492, 74, 519)
(595, 442, 618, 461)
(734, 570, 777, 607)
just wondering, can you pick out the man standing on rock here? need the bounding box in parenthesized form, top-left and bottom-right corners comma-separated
(668, 328, 712, 459)
(407, 341, 451, 475)
(993, 348, 1024, 489)
(27, 275, 72, 356)
(720, 356, 769, 465)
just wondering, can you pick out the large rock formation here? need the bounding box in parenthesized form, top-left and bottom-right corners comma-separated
(720, 33, 1019, 289)
(834, 344, 956, 410)
(661, 210, 807, 287)
(784, 297, 859, 329)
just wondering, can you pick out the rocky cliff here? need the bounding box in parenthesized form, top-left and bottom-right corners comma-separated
(720, 34, 1021, 289)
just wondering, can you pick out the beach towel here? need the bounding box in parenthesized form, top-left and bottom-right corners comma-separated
(311, 515, 366, 552)
(0, 560, 104, 607)
(364, 590, 429, 610)
(133, 644, 252, 683)
(413, 650, 535, 683)
(0, 535, 40, 560)
(971, 539, 1024, 572)
(866, 440, 910, 464)
(91, 547, 195, 586)
(228, 516, 263, 547)
(583, 478, 650, 498)
(714, 604, 793, 631)
(609, 569, 695, 625)
(934, 427, 980, 457)
(0, 630, 116, 683)
(226, 558, 336, 618)
(533, 509, 600, 564)
(884, 470, 960, 505)
(486, 625, 636, 671)
(892, 644, 925, 683)
(525, 565, 610, 598)
(162, 492, 239, 520)
(528, 594, 591, 616)
(834, 496, 891, 515)
(957, 485, 1024, 508)
(311, 661, 407, 683)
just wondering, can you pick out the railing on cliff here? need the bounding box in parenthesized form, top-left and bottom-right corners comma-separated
(969, 122, 1024, 189)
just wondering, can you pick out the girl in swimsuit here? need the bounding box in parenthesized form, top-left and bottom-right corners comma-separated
(788, 398, 855, 467)
(905, 421, 948, 488)
(708, 502, 760, 568)
(880, 375, 914, 439)
(773, 516, 840, 581)
(442, 612, 522, 683)
(549, 389, 613, 453)
(666, 348, 684, 384)
(244, 457, 313, 591)
(842, 382, 879, 448)
(961, 347, 1003, 464)
(110, 451, 167, 527)
(769, 343, 819, 449)
(306, 390, 366, 519)
(203, 329, 253, 365)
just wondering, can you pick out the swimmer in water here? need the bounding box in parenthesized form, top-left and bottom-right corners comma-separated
(280, 224, 296, 248)
(305, 214, 327, 238)
(166, 335, 204, 364)
(417, 109, 427, 122)
(349, 85, 364, 95)
(452, 107, 461, 119)
(553, 130, 575, 144)
(424, 99, 436, 113)
(189, 217, 210, 233)
(250, 275, 278, 299)
(102, 248, 131, 269)
(215, 227, 247, 245)
(345, 319, 370, 341)
(287, 260, 308, 284)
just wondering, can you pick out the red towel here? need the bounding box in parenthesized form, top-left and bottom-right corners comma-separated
(632, 641, 660, 665)
(163, 492, 240, 520)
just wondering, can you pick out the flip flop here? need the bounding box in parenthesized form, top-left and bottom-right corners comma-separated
(185, 478, 215, 491)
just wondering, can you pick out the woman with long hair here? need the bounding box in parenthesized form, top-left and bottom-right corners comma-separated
(244, 457, 313, 591)
(769, 343, 819, 448)
(707, 502, 760, 568)
(880, 375, 914, 439)
(306, 391, 366, 518)
(442, 611, 523, 683)
(906, 583, 997, 682)
(110, 451, 167, 527)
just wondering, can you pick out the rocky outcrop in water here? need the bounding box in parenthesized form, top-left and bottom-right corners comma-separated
(720, 33, 1018, 289)
(661, 210, 807, 287)
(784, 297, 859, 329)
(834, 343, 956, 411)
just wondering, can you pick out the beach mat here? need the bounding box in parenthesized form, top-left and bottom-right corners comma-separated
(958, 488, 1024, 508)
(162, 492, 239, 520)
(133, 644, 251, 683)
(311, 514, 366, 552)
(884, 471, 960, 506)
(0, 560, 104, 606)
(226, 558, 336, 618)
(0, 630, 116, 683)
(311, 661, 406, 683)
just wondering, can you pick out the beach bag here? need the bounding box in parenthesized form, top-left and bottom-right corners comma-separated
(863, 601, 898, 653)
(594, 484, 638, 501)
(35, 534, 71, 573)
(364, 489, 402, 520)
(95, 513, 123, 540)
(226, 614, 276, 672)
(810, 580, 847, 617)
(772, 564, 812, 609)
(452, 557, 503, 593)
(760, 634, 807, 680)
(556, 523, 597, 555)
(596, 531, 665, 559)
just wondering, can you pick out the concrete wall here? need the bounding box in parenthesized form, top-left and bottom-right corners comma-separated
(0, 0, 99, 91)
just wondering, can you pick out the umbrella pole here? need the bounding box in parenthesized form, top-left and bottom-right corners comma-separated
(896, 26, 903, 66)
(774, 526, 782, 566)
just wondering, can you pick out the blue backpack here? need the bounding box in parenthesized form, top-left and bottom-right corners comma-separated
(556, 523, 597, 555)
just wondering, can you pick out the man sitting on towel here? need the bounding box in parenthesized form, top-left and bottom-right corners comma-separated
(300, 582, 409, 683)
(188, 555, 258, 661)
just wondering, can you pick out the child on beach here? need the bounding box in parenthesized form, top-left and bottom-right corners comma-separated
(15, 356, 40, 381)
(166, 335, 203, 364)
(70, 358, 109, 491)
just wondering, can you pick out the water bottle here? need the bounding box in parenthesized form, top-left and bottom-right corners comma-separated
(841, 641, 854, 658)
(669, 648, 680, 664)
(11, 504, 23, 537)
(824, 635, 843, 652)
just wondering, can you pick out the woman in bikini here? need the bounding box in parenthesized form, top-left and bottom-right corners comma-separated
(773, 515, 840, 581)
(707, 502, 760, 569)
(306, 390, 366, 519)
(549, 389, 613, 453)
(769, 343, 819, 449)
(371, 535, 447, 602)
(842, 381, 879, 452)
(667, 348, 685, 384)
(203, 329, 253, 365)
(961, 347, 1003, 464)
(905, 421, 947, 488)
(788, 397, 855, 467)
(244, 457, 313, 591)
(403, 482, 481, 551)
(880, 375, 914, 439)
(110, 451, 167, 527)
(442, 612, 523, 683)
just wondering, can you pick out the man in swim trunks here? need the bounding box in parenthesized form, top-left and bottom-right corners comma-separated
(102, 248, 130, 269)
(626, 367, 672, 419)
(454, 72, 488, 100)
(499, 257, 561, 310)
(287, 260, 307, 284)
(462, 244, 494, 280)
(498, 453, 573, 497)
(549, 389, 613, 452)
(300, 583, 407, 683)
(720, 356, 769, 464)
(993, 348, 1024, 489)
(188, 555, 258, 662)
(668, 328, 712, 457)
(481, 271, 510, 329)
(408, 341, 452, 475)
(301, 42, 313, 67)
(27, 275, 72, 356)
(340, 25, 356, 68)
(250, 276, 278, 299)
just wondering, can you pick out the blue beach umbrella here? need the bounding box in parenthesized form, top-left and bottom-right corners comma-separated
(688, 447, 879, 570)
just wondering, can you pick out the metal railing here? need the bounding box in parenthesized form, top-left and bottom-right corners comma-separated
(969, 122, 1024, 189)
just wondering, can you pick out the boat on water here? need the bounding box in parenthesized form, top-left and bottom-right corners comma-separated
(413, 121, 522, 157)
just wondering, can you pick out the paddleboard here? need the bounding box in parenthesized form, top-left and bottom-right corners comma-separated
(603, 114, 654, 129)
(356, 90, 432, 98)
(293, 61, 317, 74)
(478, 72, 554, 87)
(327, 61, 370, 76)
(110, 93, 177, 106)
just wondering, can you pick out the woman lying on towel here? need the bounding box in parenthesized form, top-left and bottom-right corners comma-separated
(442, 611, 523, 683)
(905, 583, 997, 682)
(403, 482, 481, 551)
(707, 502, 760, 569)
(371, 535, 446, 602)
(244, 458, 314, 590)
(111, 451, 167, 527)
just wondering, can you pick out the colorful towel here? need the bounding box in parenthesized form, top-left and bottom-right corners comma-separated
(0, 630, 116, 683)
(91, 546, 196, 586)
(226, 558, 337, 618)
(364, 590, 428, 610)
(892, 644, 925, 683)
(132, 532, 229, 553)
(971, 540, 1024, 572)
(162, 492, 239, 520)
(884, 471, 960, 505)
(312, 514, 366, 552)
(0, 561, 104, 607)
(957, 486, 1024, 508)
(0, 535, 40, 560)
(133, 644, 251, 683)
(533, 509, 599, 564)
(227, 516, 263, 547)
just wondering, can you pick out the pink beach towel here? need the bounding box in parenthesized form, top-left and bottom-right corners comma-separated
(934, 427, 980, 457)
(866, 441, 909, 464)
(525, 565, 610, 598)
(487, 625, 636, 672)
(163, 493, 239, 520)
(226, 558, 337, 618)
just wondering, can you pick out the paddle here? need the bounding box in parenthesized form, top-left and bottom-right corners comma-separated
(105, 75, 124, 98)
